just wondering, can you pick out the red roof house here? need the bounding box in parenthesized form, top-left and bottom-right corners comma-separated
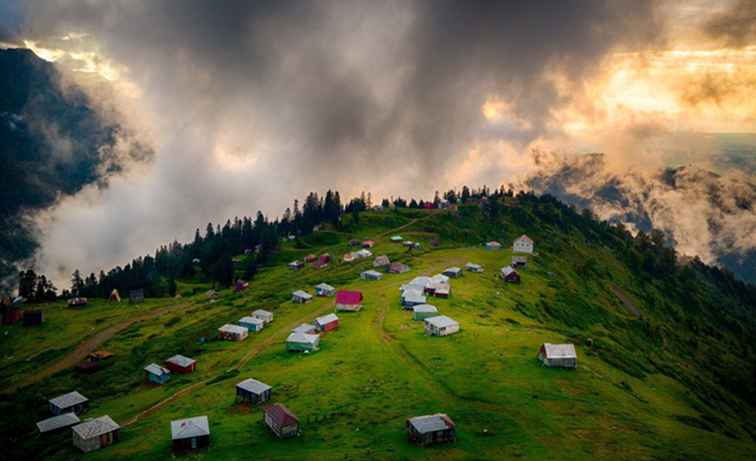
(263, 404, 300, 438)
(335, 290, 363, 312)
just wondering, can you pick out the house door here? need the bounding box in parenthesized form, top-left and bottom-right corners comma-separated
(191, 437, 197, 449)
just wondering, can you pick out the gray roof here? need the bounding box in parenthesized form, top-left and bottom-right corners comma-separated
(361, 270, 383, 278)
(408, 414, 453, 434)
(315, 313, 339, 325)
(144, 363, 170, 376)
(72, 415, 120, 439)
(401, 276, 432, 292)
(373, 255, 390, 266)
(239, 316, 264, 326)
(430, 274, 449, 284)
(292, 290, 312, 299)
(465, 262, 482, 270)
(292, 323, 317, 334)
(424, 315, 458, 328)
(49, 391, 88, 409)
(171, 416, 210, 440)
(236, 378, 272, 395)
(287, 332, 320, 345)
(252, 309, 273, 318)
(355, 249, 373, 258)
(402, 291, 427, 304)
(314, 283, 335, 291)
(413, 304, 438, 313)
(501, 266, 517, 276)
(443, 267, 461, 274)
(542, 343, 577, 359)
(37, 413, 81, 433)
(219, 324, 248, 335)
(166, 354, 196, 368)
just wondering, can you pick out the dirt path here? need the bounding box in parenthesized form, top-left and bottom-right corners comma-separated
(610, 285, 641, 318)
(7, 304, 180, 393)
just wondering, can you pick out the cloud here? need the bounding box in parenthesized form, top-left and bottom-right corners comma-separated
(704, 0, 756, 47)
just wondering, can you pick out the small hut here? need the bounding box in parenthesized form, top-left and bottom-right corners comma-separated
(49, 391, 89, 415)
(388, 262, 410, 274)
(129, 289, 144, 303)
(108, 289, 121, 302)
(500, 266, 521, 283)
(442, 267, 463, 278)
(239, 316, 265, 332)
(412, 304, 438, 320)
(335, 290, 363, 312)
(22, 309, 43, 326)
(263, 404, 300, 438)
(292, 290, 313, 303)
(513, 234, 534, 254)
(68, 297, 88, 307)
(401, 289, 427, 309)
(286, 332, 320, 352)
(171, 416, 210, 452)
(360, 270, 383, 281)
(314, 283, 336, 297)
(355, 249, 373, 259)
(373, 255, 390, 268)
(165, 355, 196, 374)
(343, 252, 357, 263)
(424, 316, 460, 337)
(252, 309, 274, 324)
(37, 413, 80, 433)
(236, 378, 272, 405)
(406, 414, 456, 446)
(71, 415, 120, 453)
(144, 363, 170, 384)
(538, 343, 577, 368)
(218, 324, 248, 341)
(362, 240, 375, 248)
(464, 262, 483, 273)
(314, 313, 339, 332)
(288, 260, 304, 270)
(304, 254, 317, 263)
(291, 323, 318, 335)
(485, 241, 502, 250)
(512, 255, 528, 268)
(433, 284, 451, 298)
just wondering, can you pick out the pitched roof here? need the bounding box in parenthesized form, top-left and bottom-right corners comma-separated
(401, 276, 431, 291)
(49, 391, 88, 409)
(486, 240, 502, 246)
(412, 304, 438, 313)
(314, 283, 335, 292)
(408, 414, 454, 434)
(292, 290, 312, 299)
(501, 266, 518, 276)
(37, 413, 81, 433)
(336, 290, 363, 305)
(219, 324, 248, 335)
(315, 313, 339, 325)
(171, 416, 210, 440)
(286, 332, 320, 344)
(373, 255, 390, 267)
(515, 234, 533, 243)
(144, 363, 170, 376)
(264, 404, 298, 426)
(425, 315, 459, 329)
(542, 343, 577, 359)
(166, 354, 196, 368)
(72, 415, 120, 439)
(239, 316, 264, 326)
(236, 378, 272, 395)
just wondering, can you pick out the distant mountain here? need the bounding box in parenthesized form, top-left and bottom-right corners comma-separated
(0, 48, 149, 289)
(523, 153, 756, 283)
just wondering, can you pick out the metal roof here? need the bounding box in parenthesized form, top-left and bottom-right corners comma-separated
(291, 323, 317, 334)
(252, 309, 273, 319)
(413, 304, 438, 313)
(239, 316, 264, 326)
(430, 274, 449, 284)
(424, 315, 458, 328)
(144, 363, 170, 376)
(314, 283, 335, 291)
(542, 343, 577, 359)
(292, 290, 312, 299)
(443, 267, 461, 274)
(501, 266, 517, 276)
(361, 270, 383, 279)
(236, 378, 272, 395)
(515, 234, 533, 244)
(219, 324, 248, 335)
(72, 415, 120, 439)
(171, 416, 210, 440)
(465, 263, 482, 270)
(286, 332, 320, 344)
(402, 291, 427, 304)
(37, 413, 81, 433)
(315, 313, 339, 325)
(408, 414, 453, 433)
(166, 354, 196, 368)
(49, 391, 88, 409)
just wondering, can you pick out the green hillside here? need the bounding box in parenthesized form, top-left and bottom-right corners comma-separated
(1, 200, 755, 460)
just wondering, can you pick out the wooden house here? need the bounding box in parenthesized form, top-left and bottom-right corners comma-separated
(49, 391, 89, 415)
(129, 289, 144, 303)
(218, 324, 248, 341)
(236, 378, 272, 405)
(165, 355, 197, 374)
(286, 332, 320, 352)
(335, 290, 363, 312)
(373, 255, 390, 268)
(485, 241, 502, 250)
(407, 413, 456, 446)
(500, 266, 521, 283)
(315, 283, 336, 297)
(314, 313, 339, 332)
(36, 413, 80, 434)
(144, 363, 171, 385)
(464, 262, 483, 273)
(442, 267, 463, 278)
(360, 269, 383, 281)
(22, 309, 43, 326)
(292, 290, 313, 303)
(71, 415, 120, 453)
(288, 260, 304, 270)
(239, 316, 265, 332)
(424, 316, 460, 336)
(513, 234, 534, 254)
(538, 343, 577, 368)
(252, 309, 274, 325)
(171, 416, 210, 452)
(263, 404, 300, 438)
(412, 304, 438, 320)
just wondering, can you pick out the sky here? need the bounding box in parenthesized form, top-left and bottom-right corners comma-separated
(1, 0, 755, 286)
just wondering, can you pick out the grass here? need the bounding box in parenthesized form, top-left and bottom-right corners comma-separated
(1, 209, 754, 460)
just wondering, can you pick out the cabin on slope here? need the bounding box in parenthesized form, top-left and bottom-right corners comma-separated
(485, 241, 502, 250)
(292, 290, 313, 303)
(388, 262, 410, 274)
(401, 289, 427, 309)
(291, 323, 318, 335)
(165, 355, 197, 374)
(71, 415, 120, 453)
(412, 304, 438, 320)
(315, 283, 336, 297)
(512, 255, 528, 268)
(236, 378, 272, 405)
(314, 313, 339, 332)
(239, 316, 265, 332)
(36, 412, 80, 434)
(218, 324, 248, 341)
(513, 234, 534, 254)
(144, 363, 171, 385)
(286, 332, 320, 352)
(335, 290, 363, 312)
(464, 262, 483, 273)
(171, 416, 210, 452)
(538, 343, 577, 368)
(407, 413, 456, 446)
(252, 309, 274, 325)
(442, 267, 463, 278)
(288, 260, 304, 270)
(361, 270, 383, 281)
(424, 316, 460, 337)
(500, 266, 521, 283)
(264, 404, 300, 438)
(49, 391, 89, 415)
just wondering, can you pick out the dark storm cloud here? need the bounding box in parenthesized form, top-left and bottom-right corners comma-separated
(704, 0, 756, 47)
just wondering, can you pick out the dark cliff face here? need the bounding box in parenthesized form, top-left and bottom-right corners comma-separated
(0, 48, 148, 288)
